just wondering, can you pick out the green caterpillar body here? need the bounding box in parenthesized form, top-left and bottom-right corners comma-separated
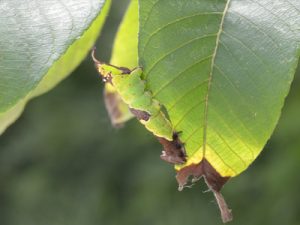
(113, 68, 174, 141)
(92, 49, 186, 165)
(94, 59, 173, 141)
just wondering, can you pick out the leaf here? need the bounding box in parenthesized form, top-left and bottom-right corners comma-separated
(103, 0, 139, 127)
(139, 0, 300, 222)
(110, 0, 138, 68)
(0, 0, 111, 134)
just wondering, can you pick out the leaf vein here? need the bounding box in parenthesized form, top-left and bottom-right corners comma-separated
(210, 127, 247, 167)
(168, 79, 209, 112)
(206, 144, 238, 174)
(174, 100, 205, 129)
(153, 54, 213, 96)
(218, 40, 260, 91)
(285, 0, 300, 14)
(228, 10, 281, 49)
(203, 0, 231, 157)
(252, 0, 295, 29)
(145, 34, 218, 77)
(140, 0, 161, 31)
(142, 12, 223, 55)
(183, 125, 203, 144)
(209, 104, 255, 160)
(222, 30, 274, 74)
(213, 64, 255, 113)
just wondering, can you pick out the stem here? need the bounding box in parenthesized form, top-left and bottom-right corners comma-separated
(213, 190, 233, 223)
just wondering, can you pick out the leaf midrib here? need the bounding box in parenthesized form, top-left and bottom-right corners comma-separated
(202, 0, 231, 157)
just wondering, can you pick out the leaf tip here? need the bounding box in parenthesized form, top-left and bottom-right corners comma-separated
(175, 159, 232, 223)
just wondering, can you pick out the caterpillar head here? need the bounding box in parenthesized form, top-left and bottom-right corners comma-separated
(91, 48, 131, 82)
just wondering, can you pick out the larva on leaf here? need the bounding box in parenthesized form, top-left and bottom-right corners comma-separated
(92, 48, 186, 165)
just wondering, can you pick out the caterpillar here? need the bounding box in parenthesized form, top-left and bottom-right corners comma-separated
(92, 48, 186, 164)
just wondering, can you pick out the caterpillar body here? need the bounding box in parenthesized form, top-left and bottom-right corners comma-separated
(92, 49, 186, 164)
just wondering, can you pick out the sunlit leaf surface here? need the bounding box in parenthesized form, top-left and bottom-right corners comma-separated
(139, 0, 300, 177)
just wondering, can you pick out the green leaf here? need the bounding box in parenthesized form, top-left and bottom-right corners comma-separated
(110, 0, 138, 68)
(139, 0, 300, 178)
(103, 0, 139, 127)
(0, 0, 111, 134)
(139, 0, 300, 221)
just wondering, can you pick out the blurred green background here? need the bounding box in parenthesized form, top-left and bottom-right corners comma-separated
(0, 1, 300, 225)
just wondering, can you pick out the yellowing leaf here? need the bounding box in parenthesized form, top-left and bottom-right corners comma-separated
(103, 0, 138, 126)
(138, 0, 300, 222)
